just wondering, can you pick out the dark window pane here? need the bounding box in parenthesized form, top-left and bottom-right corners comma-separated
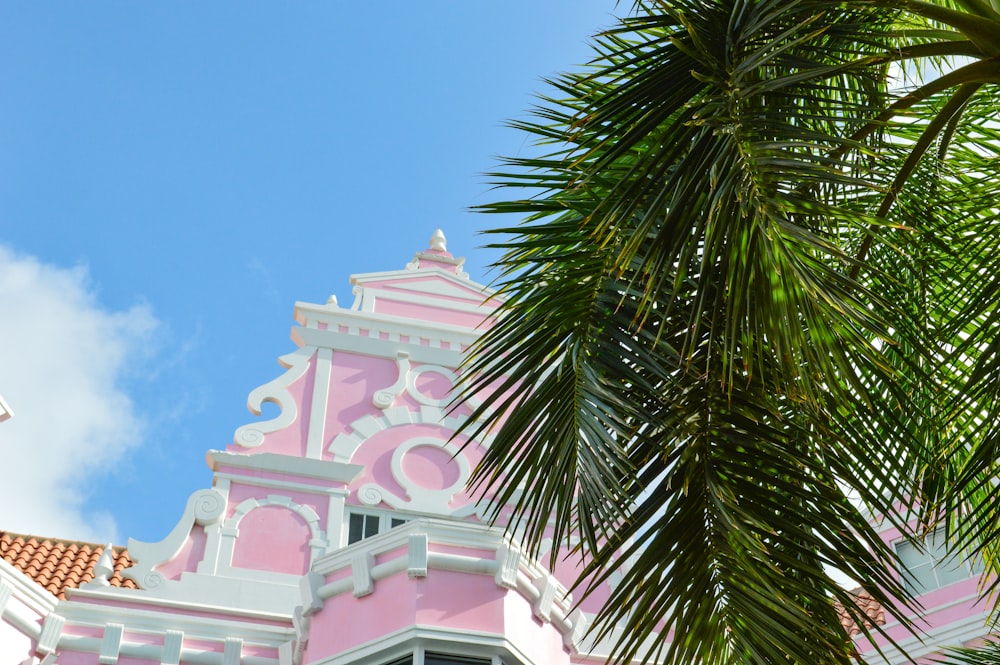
(348, 513, 364, 544)
(364, 514, 380, 538)
(391, 518, 407, 528)
(383, 657, 413, 665)
(425, 655, 489, 665)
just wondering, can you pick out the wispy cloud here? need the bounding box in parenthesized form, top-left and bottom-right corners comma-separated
(0, 245, 157, 543)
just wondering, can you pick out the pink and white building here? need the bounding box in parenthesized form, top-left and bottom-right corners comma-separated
(0, 232, 994, 665)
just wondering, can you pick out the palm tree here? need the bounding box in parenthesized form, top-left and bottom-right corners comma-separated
(457, 1, 1000, 663)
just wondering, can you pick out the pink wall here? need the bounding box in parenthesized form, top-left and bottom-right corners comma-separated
(232, 505, 311, 575)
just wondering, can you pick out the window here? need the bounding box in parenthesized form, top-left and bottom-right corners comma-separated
(346, 511, 408, 545)
(895, 527, 983, 595)
(379, 655, 493, 665)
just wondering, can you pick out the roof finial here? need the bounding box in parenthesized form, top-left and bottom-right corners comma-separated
(89, 543, 115, 586)
(0, 394, 12, 423)
(429, 229, 447, 252)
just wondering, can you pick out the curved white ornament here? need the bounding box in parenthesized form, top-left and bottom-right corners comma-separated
(372, 352, 410, 409)
(233, 348, 313, 447)
(329, 406, 489, 462)
(123, 488, 228, 590)
(358, 486, 384, 507)
(405, 364, 456, 408)
(358, 437, 472, 516)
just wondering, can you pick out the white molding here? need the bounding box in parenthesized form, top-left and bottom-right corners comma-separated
(98, 622, 123, 664)
(296, 299, 489, 339)
(214, 473, 350, 498)
(215, 495, 327, 578)
(306, 348, 333, 459)
(208, 451, 363, 484)
(349, 266, 492, 295)
(358, 436, 473, 517)
(859, 611, 993, 664)
(307, 624, 537, 665)
(293, 325, 466, 368)
(58, 593, 294, 644)
(329, 406, 493, 464)
(372, 352, 411, 409)
(326, 494, 346, 552)
(0, 575, 49, 642)
(234, 348, 313, 448)
(162, 630, 183, 665)
(0, 393, 12, 422)
(124, 488, 227, 590)
(55, 634, 277, 665)
(0, 558, 58, 615)
(305, 519, 582, 652)
(358, 287, 495, 317)
(36, 613, 65, 655)
(223, 637, 243, 665)
(384, 279, 486, 302)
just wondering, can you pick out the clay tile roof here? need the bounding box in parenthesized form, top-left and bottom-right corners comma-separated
(0, 530, 138, 600)
(836, 588, 886, 637)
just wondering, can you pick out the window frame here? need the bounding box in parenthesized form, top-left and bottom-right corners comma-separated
(375, 650, 508, 665)
(344, 508, 409, 546)
(894, 526, 983, 595)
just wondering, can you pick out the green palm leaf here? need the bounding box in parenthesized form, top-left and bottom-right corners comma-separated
(458, 1, 1000, 663)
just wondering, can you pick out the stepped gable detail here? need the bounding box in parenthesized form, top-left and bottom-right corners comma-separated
(0, 231, 995, 665)
(0, 231, 636, 665)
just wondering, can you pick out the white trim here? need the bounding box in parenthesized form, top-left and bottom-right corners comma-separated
(326, 493, 346, 550)
(58, 594, 294, 644)
(358, 437, 473, 517)
(216, 496, 327, 578)
(233, 348, 313, 449)
(858, 610, 993, 664)
(306, 625, 537, 665)
(293, 326, 466, 367)
(55, 634, 277, 665)
(358, 288, 496, 317)
(98, 622, 123, 664)
(208, 451, 363, 484)
(124, 488, 227, 590)
(305, 519, 581, 653)
(307, 348, 333, 459)
(213, 473, 350, 497)
(329, 406, 492, 464)
(349, 266, 493, 295)
(0, 558, 58, 615)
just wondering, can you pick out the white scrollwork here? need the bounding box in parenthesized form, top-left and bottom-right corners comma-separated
(358, 486, 384, 507)
(233, 348, 313, 448)
(371, 352, 410, 410)
(141, 571, 164, 589)
(357, 437, 472, 516)
(193, 490, 227, 525)
(405, 364, 456, 408)
(234, 427, 265, 447)
(123, 488, 228, 591)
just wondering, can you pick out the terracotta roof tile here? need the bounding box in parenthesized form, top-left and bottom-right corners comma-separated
(0, 530, 138, 600)
(836, 588, 885, 637)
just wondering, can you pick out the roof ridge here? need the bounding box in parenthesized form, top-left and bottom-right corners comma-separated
(0, 529, 125, 551)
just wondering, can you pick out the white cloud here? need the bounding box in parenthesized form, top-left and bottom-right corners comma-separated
(0, 245, 157, 543)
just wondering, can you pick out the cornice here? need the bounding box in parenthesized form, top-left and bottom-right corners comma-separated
(0, 557, 58, 615)
(207, 451, 363, 484)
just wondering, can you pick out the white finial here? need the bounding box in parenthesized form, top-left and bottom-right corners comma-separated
(430, 229, 447, 252)
(91, 544, 115, 586)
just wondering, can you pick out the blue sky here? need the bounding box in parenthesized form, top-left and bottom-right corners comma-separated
(0, 3, 621, 544)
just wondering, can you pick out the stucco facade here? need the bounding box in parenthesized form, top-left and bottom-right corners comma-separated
(0, 232, 993, 665)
